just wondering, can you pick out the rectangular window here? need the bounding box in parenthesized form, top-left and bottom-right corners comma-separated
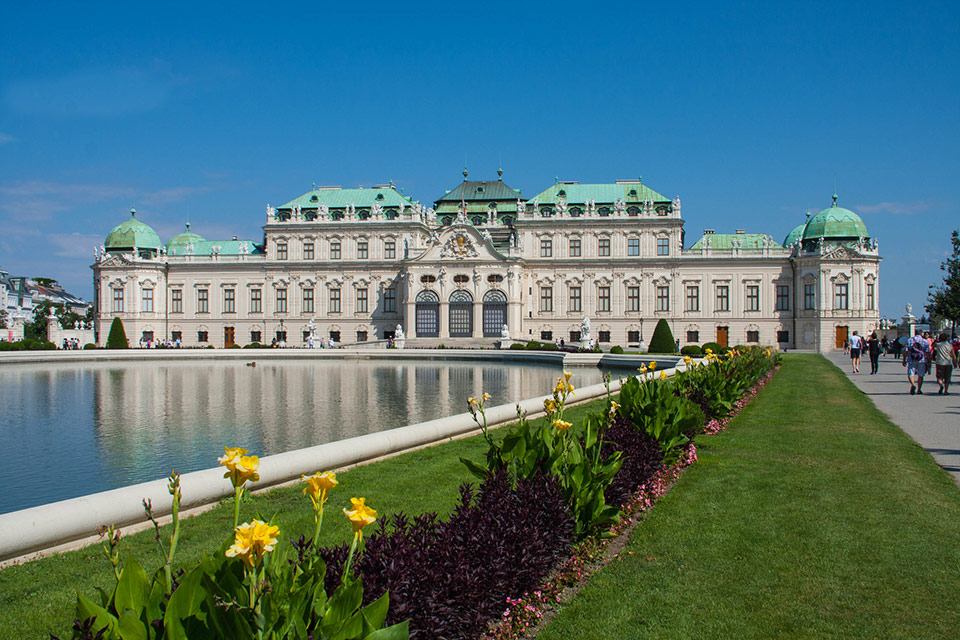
(276, 288, 288, 313)
(834, 283, 849, 310)
(357, 241, 368, 259)
(303, 288, 314, 313)
(747, 330, 760, 343)
(330, 288, 341, 313)
(540, 238, 553, 257)
(628, 237, 640, 256)
(171, 290, 183, 313)
(276, 242, 288, 260)
(657, 237, 669, 256)
(628, 330, 640, 343)
(804, 284, 816, 310)
(112, 288, 124, 313)
(569, 330, 581, 343)
(628, 286, 640, 312)
(598, 286, 611, 312)
(357, 288, 368, 313)
(331, 241, 341, 260)
(569, 238, 581, 257)
(866, 283, 875, 310)
(250, 330, 261, 344)
(276, 331, 287, 343)
(716, 285, 730, 312)
(569, 286, 582, 312)
(224, 288, 236, 313)
(776, 285, 790, 311)
(171, 331, 182, 342)
(598, 330, 610, 343)
(197, 289, 209, 314)
(385, 241, 396, 260)
(357, 331, 368, 342)
(687, 330, 700, 343)
(685, 285, 700, 312)
(329, 330, 340, 342)
(384, 287, 396, 313)
(540, 331, 553, 341)
(598, 238, 611, 257)
(198, 331, 208, 343)
(251, 289, 262, 313)
(540, 286, 553, 312)
(777, 330, 790, 343)
(657, 285, 670, 311)
(304, 242, 315, 260)
(746, 285, 760, 311)
(142, 289, 153, 312)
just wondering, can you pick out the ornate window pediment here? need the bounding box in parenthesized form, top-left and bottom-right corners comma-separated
(623, 276, 642, 286)
(653, 275, 672, 286)
(536, 275, 556, 286)
(864, 273, 877, 283)
(565, 275, 584, 286)
(831, 272, 850, 284)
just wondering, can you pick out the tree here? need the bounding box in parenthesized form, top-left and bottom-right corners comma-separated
(926, 230, 960, 337)
(106, 317, 129, 349)
(647, 318, 677, 354)
(24, 301, 55, 341)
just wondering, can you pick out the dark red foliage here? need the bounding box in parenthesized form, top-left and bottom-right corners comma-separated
(320, 472, 574, 640)
(602, 417, 665, 508)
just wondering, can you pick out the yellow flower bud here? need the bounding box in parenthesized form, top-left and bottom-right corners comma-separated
(552, 418, 572, 432)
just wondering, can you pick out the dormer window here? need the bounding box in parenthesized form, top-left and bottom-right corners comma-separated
(310, 195, 319, 202)
(558, 189, 566, 197)
(358, 210, 370, 220)
(471, 216, 484, 226)
(628, 189, 638, 198)
(598, 207, 611, 217)
(570, 207, 582, 217)
(376, 193, 384, 200)
(476, 186, 484, 194)
(627, 206, 640, 216)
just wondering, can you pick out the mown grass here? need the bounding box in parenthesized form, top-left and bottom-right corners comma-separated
(538, 354, 960, 640)
(0, 398, 605, 639)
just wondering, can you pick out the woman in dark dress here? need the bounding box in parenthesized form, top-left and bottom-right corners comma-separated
(867, 332, 882, 375)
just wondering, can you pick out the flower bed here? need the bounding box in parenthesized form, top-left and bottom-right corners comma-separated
(57, 349, 779, 640)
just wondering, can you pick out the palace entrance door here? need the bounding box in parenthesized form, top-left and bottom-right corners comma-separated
(449, 290, 474, 337)
(415, 291, 440, 337)
(482, 290, 507, 337)
(224, 327, 235, 348)
(835, 326, 848, 349)
(716, 326, 729, 348)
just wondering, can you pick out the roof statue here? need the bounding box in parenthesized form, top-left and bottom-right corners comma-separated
(266, 204, 275, 220)
(556, 196, 568, 216)
(372, 201, 384, 218)
(613, 198, 626, 215)
(516, 198, 524, 216)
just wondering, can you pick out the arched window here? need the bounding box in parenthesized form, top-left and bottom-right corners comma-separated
(449, 290, 473, 337)
(482, 290, 507, 337)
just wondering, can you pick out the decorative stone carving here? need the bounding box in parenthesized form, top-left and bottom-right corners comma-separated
(580, 317, 591, 342)
(395, 324, 405, 340)
(556, 197, 568, 216)
(372, 202, 384, 218)
(440, 231, 479, 258)
(500, 324, 510, 340)
(266, 204, 276, 220)
(516, 198, 525, 217)
(613, 198, 626, 215)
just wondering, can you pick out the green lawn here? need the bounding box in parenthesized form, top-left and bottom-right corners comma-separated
(538, 354, 960, 640)
(0, 398, 604, 639)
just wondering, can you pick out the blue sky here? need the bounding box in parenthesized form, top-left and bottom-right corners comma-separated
(1, 1, 957, 319)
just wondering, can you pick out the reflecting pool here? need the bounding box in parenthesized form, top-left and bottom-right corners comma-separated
(0, 359, 605, 514)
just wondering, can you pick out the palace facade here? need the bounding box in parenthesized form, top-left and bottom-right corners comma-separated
(91, 173, 881, 352)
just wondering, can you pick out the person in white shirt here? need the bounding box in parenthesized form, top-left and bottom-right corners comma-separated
(849, 331, 863, 373)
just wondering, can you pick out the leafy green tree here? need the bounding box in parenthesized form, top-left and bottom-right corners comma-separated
(106, 317, 129, 349)
(926, 230, 960, 336)
(648, 318, 677, 353)
(24, 301, 55, 341)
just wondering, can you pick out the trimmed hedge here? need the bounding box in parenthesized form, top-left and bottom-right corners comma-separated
(106, 317, 128, 349)
(680, 345, 702, 356)
(647, 319, 677, 354)
(701, 341, 723, 354)
(609, 345, 624, 354)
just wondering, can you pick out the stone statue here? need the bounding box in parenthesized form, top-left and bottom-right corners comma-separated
(481, 229, 493, 243)
(319, 203, 329, 218)
(905, 303, 912, 315)
(556, 197, 567, 216)
(580, 317, 591, 342)
(293, 204, 302, 220)
(266, 204, 276, 219)
(613, 198, 626, 215)
(516, 198, 525, 217)
(372, 202, 384, 218)
(398, 202, 405, 217)
(672, 196, 681, 217)
(500, 324, 510, 340)
(395, 324, 405, 340)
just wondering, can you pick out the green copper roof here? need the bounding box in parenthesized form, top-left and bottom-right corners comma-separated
(105, 210, 162, 251)
(279, 186, 415, 210)
(434, 179, 523, 204)
(165, 223, 206, 252)
(529, 181, 670, 205)
(783, 222, 807, 246)
(802, 196, 869, 241)
(689, 233, 782, 250)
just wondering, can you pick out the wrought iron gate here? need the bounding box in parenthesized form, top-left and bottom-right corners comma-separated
(482, 290, 507, 337)
(415, 291, 439, 337)
(449, 290, 473, 337)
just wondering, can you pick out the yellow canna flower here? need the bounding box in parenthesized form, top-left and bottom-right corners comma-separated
(219, 446, 248, 469)
(553, 418, 572, 432)
(648, 362, 657, 371)
(302, 471, 337, 510)
(704, 348, 713, 354)
(609, 400, 620, 415)
(683, 355, 692, 364)
(563, 371, 573, 382)
(544, 398, 557, 414)
(468, 396, 478, 406)
(638, 365, 648, 373)
(660, 370, 668, 380)
(343, 497, 378, 540)
(223, 454, 260, 488)
(226, 519, 280, 567)
(482, 392, 491, 402)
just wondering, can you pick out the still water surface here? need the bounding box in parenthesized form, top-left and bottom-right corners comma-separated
(0, 359, 605, 514)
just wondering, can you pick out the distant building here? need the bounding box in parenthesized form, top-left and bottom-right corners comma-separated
(91, 174, 881, 351)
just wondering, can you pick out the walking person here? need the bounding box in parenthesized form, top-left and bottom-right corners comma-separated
(849, 330, 863, 373)
(934, 332, 957, 395)
(881, 335, 889, 356)
(867, 332, 881, 375)
(903, 329, 930, 395)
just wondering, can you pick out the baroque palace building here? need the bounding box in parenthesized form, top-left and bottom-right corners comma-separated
(91, 172, 881, 352)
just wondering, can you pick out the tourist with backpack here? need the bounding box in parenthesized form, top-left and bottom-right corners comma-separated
(903, 329, 930, 394)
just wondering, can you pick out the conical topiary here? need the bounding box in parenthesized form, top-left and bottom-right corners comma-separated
(106, 317, 129, 349)
(647, 318, 677, 354)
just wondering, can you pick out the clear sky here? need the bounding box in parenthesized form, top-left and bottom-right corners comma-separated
(1, 1, 957, 319)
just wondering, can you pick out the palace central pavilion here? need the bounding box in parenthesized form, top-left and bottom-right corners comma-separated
(92, 172, 880, 351)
